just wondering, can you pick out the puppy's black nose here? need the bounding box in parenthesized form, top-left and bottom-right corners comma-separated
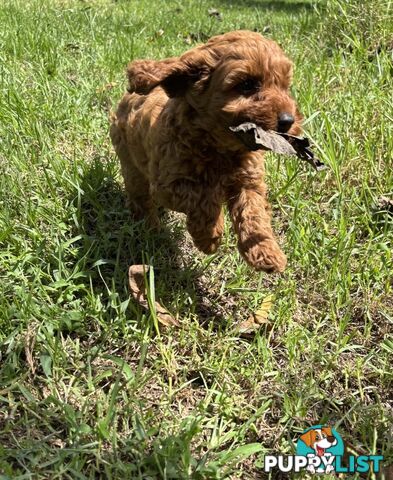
(277, 112, 294, 132)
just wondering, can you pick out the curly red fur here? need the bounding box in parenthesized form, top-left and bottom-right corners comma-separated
(110, 30, 303, 272)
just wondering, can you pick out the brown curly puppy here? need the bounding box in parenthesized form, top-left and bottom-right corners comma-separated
(110, 30, 302, 272)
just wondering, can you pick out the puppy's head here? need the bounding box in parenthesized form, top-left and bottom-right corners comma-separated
(127, 31, 302, 142)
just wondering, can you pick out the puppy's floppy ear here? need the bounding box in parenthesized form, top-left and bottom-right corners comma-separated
(160, 50, 213, 98)
(127, 50, 213, 97)
(161, 62, 211, 98)
(126, 58, 178, 95)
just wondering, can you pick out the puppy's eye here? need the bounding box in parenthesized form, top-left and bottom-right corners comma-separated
(236, 78, 260, 95)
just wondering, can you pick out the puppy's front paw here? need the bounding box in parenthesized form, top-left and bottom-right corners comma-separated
(240, 237, 287, 273)
(194, 235, 222, 254)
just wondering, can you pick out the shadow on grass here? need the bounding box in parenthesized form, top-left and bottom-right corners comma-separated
(76, 158, 228, 327)
(216, 0, 312, 12)
(0, 162, 232, 480)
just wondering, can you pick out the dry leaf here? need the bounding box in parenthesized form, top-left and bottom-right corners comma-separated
(377, 195, 393, 214)
(230, 122, 326, 171)
(238, 317, 261, 334)
(208, 8, 223, 21)
(238, 294, 274, 334)
(128, 265, 180, 328)
(51, 438, 66, 448)
(24, 322, 38, 374)
(254, 294, 274, 324)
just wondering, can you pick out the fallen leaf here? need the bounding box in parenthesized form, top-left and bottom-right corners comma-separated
(238, 294, 274, 334)
(238, 317, 261, 334)
(377, 195, 393, 214)
(24, 322, 38, 374)
(254, 294, 274, 324)
(208, 8, 223, 21)
(51, 438, 66, 448)
(128, 265, 180, 327)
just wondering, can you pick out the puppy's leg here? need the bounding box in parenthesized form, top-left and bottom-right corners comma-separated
(164, 180, 224, 253)
(227, 185, 287, 273)
(111, 126, 158, 226)
(121, 159, 152, 219)
(186, 203, 224, 254)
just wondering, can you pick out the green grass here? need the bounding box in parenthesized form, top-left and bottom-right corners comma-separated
(0, 0, 392, 478)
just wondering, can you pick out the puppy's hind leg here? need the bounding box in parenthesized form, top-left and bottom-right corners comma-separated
(186, 203, 224, 254)
(122, 160, 158, 226)
(110, 126, 158, 226)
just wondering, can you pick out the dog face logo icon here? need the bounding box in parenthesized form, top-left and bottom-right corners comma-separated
(296, 425, 344, 474)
